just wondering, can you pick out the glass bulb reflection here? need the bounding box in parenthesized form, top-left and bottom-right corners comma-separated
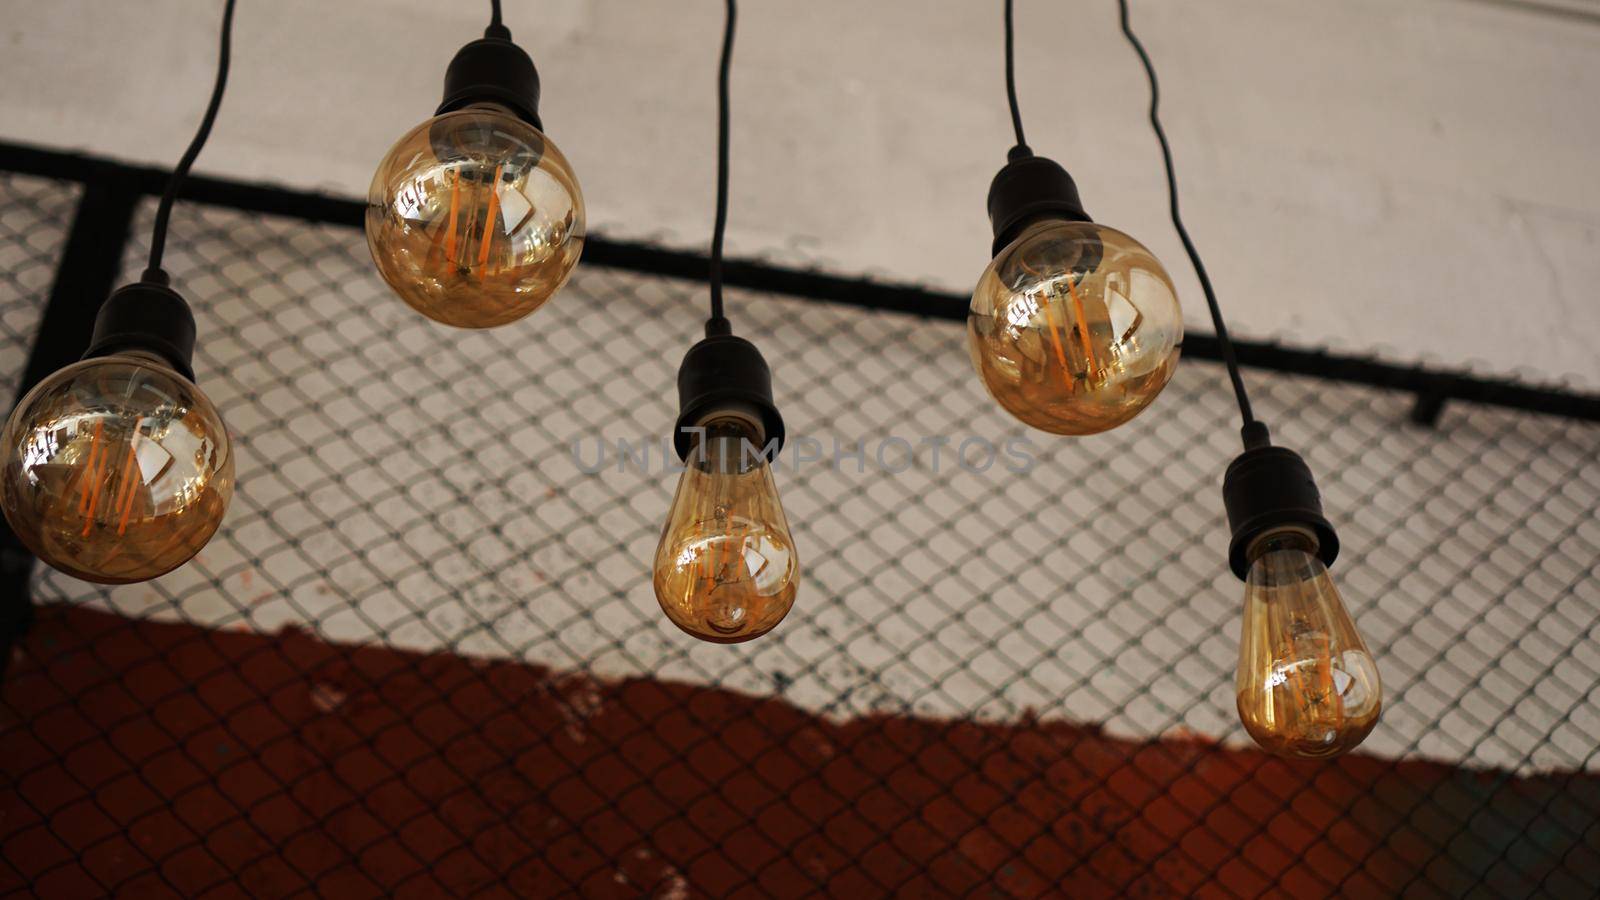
(0, 354, 233, 584)
(653, 419, 799, 643)
(968, 219, 1182, 434)
(1236, 530, 1381, 759)
(366, 102, 584, 328)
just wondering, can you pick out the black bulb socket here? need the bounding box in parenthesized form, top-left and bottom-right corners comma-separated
(83, 280, 197, 383)
(437, 35, 543, 131)
(672, 334, 784, 463)
(1222, 445, 1339, 580)
(987, 149, 1094, 257)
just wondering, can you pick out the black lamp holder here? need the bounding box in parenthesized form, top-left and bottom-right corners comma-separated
(437, 25, 543, 131)
(83, 276, 198, 383)
(672, 331, 785, 464)
(1221, 424, 1340, 579)
(986, 147, 1092, 257)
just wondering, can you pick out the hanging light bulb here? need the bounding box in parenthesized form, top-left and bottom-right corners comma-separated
(1224, 438, 1381, 759)
(968, 0, 1181, 435)
(969, 156, 1183, 435)
(366, 10, 584, 328)
(1, 282, 233, 584)
(654, 333, 797, 643)
(652, 0, 798, 643)
(654, 401, 798, 643)
(1097, 0, 1381, 756)
(1, 0, 237, 585)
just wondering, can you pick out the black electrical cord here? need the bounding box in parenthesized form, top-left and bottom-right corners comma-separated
(1116, 0, 1263, 446)
(705, 0, 736, 334)
(143, 0, 236, 284)
(487, 0, 510, 38)
(1003, 0, 1029, 154)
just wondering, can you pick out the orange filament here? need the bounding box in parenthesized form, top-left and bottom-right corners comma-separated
(81, 426, 111, 536)
(703, 532, 719, 592)
(477, 164, 504, 270)
(114, 442, 141, 536)
(716, 516, 731, 586)
(1037, 292, 1075, 380)
(78, 421, 105, 515)
(444, 170, 461, 266)
(1018, 257, 1076, 383)
(1064, 276, 1102, 382)
(730, 524, 747, 584)
(711, 506, 745, 591)
(1294, 631, 1341, 726)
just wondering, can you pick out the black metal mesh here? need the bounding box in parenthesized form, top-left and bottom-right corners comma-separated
(0, 174, 78, 396)
(2, 170, 1597, 897)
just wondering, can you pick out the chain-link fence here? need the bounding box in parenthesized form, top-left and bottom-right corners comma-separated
(0, 174, 77, 399)
(1, 164, 1597, 898)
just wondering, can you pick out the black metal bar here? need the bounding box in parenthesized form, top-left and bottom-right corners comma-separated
(15, 170, 144, 396)
(0, 141, 363, 228)
(0, 162, 143, 677)
(1411, 392, 1448, 427)
(1, 139, 1596, 424)
(1194, 338, 1600, 423)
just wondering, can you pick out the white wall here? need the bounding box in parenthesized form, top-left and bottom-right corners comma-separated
(4, 0, 1599, 388)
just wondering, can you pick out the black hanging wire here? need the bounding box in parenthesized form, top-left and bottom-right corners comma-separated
(1003, 0, 1029, 154)
(487, 0, 509, 38)
(1116, 0, 1263, 446)
(706, 0, 736, 335)
(143, 0, 237, 284)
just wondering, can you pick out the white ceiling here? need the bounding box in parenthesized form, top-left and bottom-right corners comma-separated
(5, 0, 1599, 389)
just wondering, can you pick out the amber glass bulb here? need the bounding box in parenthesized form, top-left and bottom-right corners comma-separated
(366, 102, 584, 329)
(1235, 529, 1381, 759)
(653, 418, 799, 643)
(0, 353, 233, 584)
(968, 219, 1182, 434)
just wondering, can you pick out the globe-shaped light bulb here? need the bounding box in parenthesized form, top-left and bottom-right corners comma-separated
(0, 353, 233, 584)
(366, 102, 584, 328)
(968, 219, 1182, 435)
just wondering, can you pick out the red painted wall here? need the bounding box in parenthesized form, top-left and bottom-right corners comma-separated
(4, 606, 1596, 897)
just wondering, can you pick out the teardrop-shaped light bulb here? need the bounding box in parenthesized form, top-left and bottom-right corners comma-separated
(1235, 529, 1381, 759)
(653, 418, 799, 643)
